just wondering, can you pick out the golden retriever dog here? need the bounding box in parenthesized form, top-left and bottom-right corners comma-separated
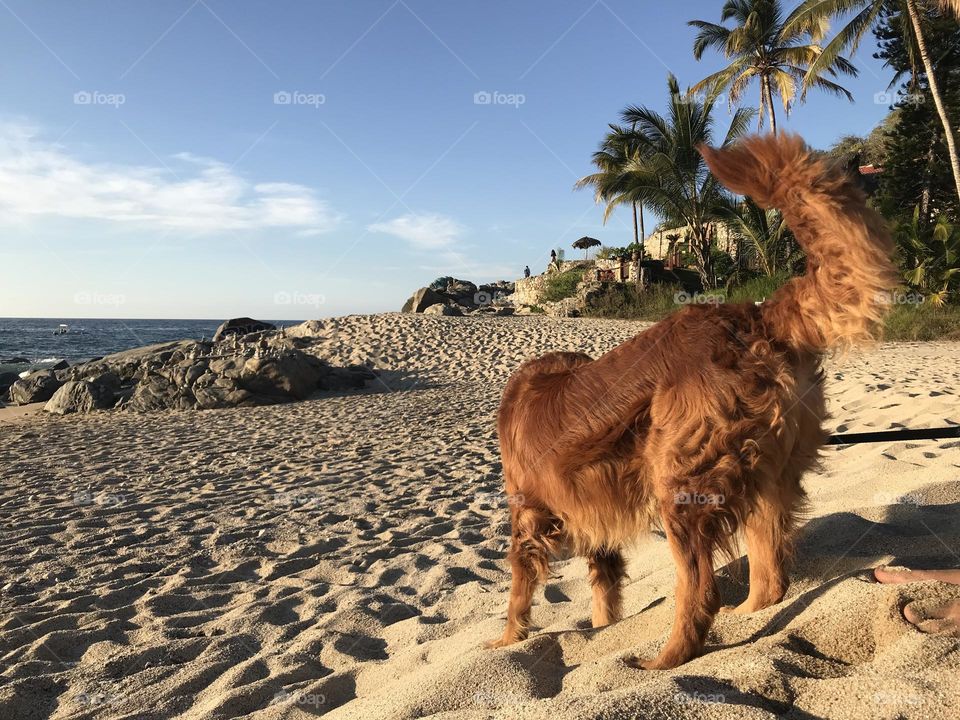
(487, 134, 897, 669)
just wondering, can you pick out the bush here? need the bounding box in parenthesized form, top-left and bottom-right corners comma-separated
(883, 302, 960, 341)
(725, 273, 791, 303)
(584, 283, 683, 321)
(541, 268, 585, 302)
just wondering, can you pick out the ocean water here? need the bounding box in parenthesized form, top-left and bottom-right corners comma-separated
(0, 318, 294, 374)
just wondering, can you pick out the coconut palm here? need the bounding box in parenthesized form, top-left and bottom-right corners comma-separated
(576, 126, 647, 254)
(785, 0, 960, 204)
(577, 75, 756, 289)
(718, 199, 797, 277)
(689, 0, 857, 134)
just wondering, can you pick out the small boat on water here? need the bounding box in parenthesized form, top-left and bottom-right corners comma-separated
(54, 324, 69, 335)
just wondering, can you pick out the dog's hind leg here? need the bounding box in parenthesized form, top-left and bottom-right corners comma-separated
(629, 515, 721, 670)
(723, 496, 794, 614)
(725, 475, 807, 614)
(486, 505, 558, 648)
(588, 547, 626, 628)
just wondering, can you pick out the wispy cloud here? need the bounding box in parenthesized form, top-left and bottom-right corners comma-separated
(368, 212, 463, 250)
(0, 122, 340, 234)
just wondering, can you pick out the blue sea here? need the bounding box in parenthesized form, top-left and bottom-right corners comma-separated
(0, 318, 296, 374)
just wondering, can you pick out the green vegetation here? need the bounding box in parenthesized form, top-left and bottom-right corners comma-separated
(883, 302, 960, 341)
(573, 0, 960, 339)
(541, 269, 585, 303)
(585, 284, 686, 321)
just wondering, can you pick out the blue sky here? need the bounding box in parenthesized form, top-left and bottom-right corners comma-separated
(0, 0, 896, 319)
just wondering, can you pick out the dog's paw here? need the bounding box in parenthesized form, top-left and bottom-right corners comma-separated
(622, 654, 657, 670)
(484, 637, 512, 649)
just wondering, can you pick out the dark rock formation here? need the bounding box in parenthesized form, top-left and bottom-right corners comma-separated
(212, 317, 277, 342)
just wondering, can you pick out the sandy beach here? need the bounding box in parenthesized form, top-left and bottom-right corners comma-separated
(1, 313, 959, 719)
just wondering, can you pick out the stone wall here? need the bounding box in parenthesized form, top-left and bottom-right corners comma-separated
(513, 275, 548, 306)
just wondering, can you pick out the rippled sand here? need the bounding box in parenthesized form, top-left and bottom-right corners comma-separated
(1, 314, 958, 719)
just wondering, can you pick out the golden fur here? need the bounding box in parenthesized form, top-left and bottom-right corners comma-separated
(487, 134, 897, 669)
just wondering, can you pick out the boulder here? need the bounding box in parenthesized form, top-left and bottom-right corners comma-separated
(423, 303, 463, 316)
(401, 287, 447, 313)
(2, 357, 29, 364)
(8, 371, 63, 405)
(50, 360, 69, 371)
(240, 349, 325, 400)
(44, 380, 115, 415)
(212, 317, 276, 342)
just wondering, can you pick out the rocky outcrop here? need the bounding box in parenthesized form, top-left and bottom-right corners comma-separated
(9, 371, 63, 405)
(47, 328, 377, 415)
(212, 317, 276, 342)
(402, 278, 516, 315)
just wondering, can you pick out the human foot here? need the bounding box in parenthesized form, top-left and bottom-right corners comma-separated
(874, 566, 960, 637)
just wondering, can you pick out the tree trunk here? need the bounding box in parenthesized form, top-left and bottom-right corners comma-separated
(639, 205, 646, 257)
(767, 81, 778, 135)
(632, 202, 639, 246)
(906, 0, 960, 205)
(692, 226, 714, 289)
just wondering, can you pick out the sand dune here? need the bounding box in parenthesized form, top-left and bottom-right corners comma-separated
(1, 313, 958, 719)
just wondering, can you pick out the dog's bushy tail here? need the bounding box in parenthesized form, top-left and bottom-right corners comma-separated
(700, 134, 897, 353)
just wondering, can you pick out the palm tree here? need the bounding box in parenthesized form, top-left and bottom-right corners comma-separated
(689, 0, 857, 134)
(575, 126, 647, 254)
(785, 0, 960, 204)
(718, 199, 797, 277)
(577, 75, 755, 289)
